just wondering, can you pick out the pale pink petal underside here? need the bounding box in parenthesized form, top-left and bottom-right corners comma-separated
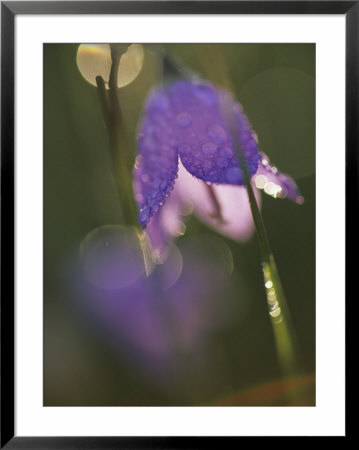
(175, 162, 260, 241)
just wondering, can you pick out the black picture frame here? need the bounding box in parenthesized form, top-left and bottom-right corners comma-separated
(1, 1, 354, 447)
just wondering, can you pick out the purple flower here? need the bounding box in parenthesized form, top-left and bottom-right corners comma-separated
(134, 80, 302, 253)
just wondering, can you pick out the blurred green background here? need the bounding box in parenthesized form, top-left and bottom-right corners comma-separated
(44, 43, 315, 406)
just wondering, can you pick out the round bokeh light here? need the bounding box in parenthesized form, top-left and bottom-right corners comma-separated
(80, 225, 146, 290)
(76, 43, 144, 88)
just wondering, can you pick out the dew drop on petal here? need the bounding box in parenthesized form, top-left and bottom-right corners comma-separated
(217, 157, 229, 168)
(201, 142, 217, 155)
(203, 159, 213, 171)
(141, 174, 150, 183)
(296, 195, 305, 205)
(193, 83, 218, 105)
(134, 155, 143, 169)
(208, 124, 227, 145)
(176, 112, 192, 128)
(264, 181, 282, 198)
(139, 207, 151, 224)
(219, 145, 233, 157)
(255, 174, 268, 189)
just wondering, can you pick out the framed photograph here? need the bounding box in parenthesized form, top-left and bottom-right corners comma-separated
(1, 1, 353, 446)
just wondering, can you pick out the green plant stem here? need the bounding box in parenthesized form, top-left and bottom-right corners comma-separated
(225, 107, 298, 393)
(95, 46, 138, 228)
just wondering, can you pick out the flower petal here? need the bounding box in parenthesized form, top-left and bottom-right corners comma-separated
(145, 184, 186, 260)
(134, 80, 263, 229)
(134, 86, 180, 228)
(175, 162, 260, 241)
(167, 81, 259, 184)
(254, 153, 304, 204)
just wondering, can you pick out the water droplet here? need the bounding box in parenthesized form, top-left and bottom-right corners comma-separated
(189, 132, 199, 142)
(217, 157, 229, 169)
(202, 142, 217, 155)
(134, 155, 143, 169)
(193, 83, 217, 105)
(139, 207, 150, 224)
(152, 178, 161, 189)
(203, 159, 213, 171)
(264, 182, 274, 196)
(208, 124, 227, 144)
(296, 195, 305, 205)
(255, 174, 268, 189)
(219, 145, 233, 157)
(141, 174, 150, 183)
(176, 112, 192, 128)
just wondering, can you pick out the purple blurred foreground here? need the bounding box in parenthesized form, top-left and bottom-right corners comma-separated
(75, 226, 235, 383)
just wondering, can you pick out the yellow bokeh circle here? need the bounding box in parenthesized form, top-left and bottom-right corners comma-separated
(76, 43, 144, 88)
